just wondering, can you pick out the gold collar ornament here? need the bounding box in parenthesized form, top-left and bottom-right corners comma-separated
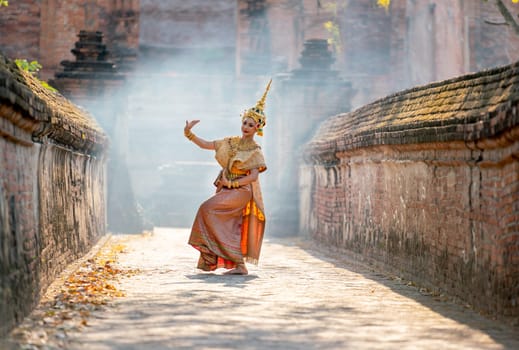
(242, 79, 272, 136)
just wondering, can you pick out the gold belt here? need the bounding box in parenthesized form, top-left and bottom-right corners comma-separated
(227, 171, 248, 180)
(227, 172, 246, 180)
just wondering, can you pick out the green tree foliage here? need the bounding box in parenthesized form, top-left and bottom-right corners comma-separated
(15, 59, 42, 73)
(15, 59, 57, 92)
(377, 0, 390, 10)
(2, 2, 57, 92)
(322, 1, 346, 53)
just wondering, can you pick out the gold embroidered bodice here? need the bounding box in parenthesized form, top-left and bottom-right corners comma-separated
(214, 137, 267, 176)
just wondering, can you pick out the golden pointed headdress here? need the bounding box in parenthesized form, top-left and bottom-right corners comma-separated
(242, 79, 272, 136)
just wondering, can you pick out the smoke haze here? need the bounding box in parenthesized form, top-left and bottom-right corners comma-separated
(84, 0, 519, 231)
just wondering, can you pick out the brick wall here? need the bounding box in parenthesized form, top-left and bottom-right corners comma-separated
(0, 0, 140, 80)
(0, 0, 41, 63)
(0, 55, 107, 336)
(303, 62, 519, 320)
(336, 0, 519, 108)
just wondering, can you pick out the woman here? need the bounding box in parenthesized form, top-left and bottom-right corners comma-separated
(184, 80, 271, 275)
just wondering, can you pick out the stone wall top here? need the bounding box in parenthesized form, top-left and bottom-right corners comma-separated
(0, 54, 107, 155)
(305, 60, 519, 162)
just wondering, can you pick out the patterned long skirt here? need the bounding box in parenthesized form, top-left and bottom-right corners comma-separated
(188, 185, 252, 271)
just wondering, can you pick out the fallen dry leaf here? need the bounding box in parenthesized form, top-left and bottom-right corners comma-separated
(5, 237, 141, 349)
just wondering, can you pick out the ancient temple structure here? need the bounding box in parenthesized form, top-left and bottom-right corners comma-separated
(51, 31, 143, 234)
(1, 0, 519, 231)
(1, 0, 519, 327)
(266, 38, 355, 234)
(52, 31, 123, 100)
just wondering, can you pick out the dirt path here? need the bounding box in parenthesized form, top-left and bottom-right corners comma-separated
(53, 227, 518, 350)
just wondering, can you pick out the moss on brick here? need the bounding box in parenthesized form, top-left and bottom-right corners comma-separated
(0, 54, 107, 155)
(305, 61, 519, 162)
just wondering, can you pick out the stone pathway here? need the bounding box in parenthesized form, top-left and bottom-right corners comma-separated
(66, 228, 518, 350)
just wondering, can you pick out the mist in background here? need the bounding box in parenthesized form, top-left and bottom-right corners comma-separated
(2, 0, 519, 233)
(122, 1, 274, 228)
(110, 0, 519, 233)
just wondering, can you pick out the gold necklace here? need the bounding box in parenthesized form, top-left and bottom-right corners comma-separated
(228, 137, 259, 158)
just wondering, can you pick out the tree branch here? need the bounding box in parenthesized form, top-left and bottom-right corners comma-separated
(495, 0, 519, 35)
(484, 19, 508, 26)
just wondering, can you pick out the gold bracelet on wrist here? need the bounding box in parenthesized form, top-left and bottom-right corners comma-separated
(184, 130, 195, 140)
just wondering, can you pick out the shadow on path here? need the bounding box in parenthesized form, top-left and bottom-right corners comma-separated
(69, 228, 519, 350)
(292, 236, 519, 349)
(186, 273, 259, 288)
(74, 295, 353, 350)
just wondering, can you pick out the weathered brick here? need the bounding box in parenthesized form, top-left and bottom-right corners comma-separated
(0, 54, 108, 336)
(303, 62, 519, 320)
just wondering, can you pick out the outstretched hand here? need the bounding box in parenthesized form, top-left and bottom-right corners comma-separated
(184, 119, 215, 151)
(185, 120, 200, 133)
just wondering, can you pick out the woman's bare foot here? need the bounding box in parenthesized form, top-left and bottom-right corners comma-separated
(223, 264, 248, 275)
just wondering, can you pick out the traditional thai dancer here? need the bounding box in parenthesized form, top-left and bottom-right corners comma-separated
(184, 80, 271, 275)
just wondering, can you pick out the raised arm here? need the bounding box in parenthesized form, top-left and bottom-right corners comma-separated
(184, 120, 215, 150)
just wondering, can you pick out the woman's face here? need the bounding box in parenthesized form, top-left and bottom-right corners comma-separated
(241, 117, 258, 137)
